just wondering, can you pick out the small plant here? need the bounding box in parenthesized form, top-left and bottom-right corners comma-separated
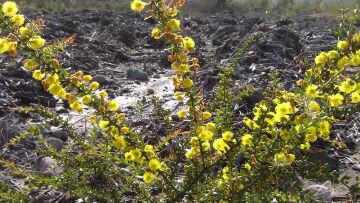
(0, 0, 360, 202)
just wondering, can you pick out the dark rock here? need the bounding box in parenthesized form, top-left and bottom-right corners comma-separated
(203, 76, 218, 91)
(93, 75, 113, 85)
(114, 50, 130, 62)
(147, 89, 154, 95)
(243, 90, 264, 106)
(34, 157, 59, 175)
(0, 116, 21, 146)
(49, 130, 70, 142)
(308, 151, 340, 170)
(127, 69, 149, 82)
(46, 137, 64, 151)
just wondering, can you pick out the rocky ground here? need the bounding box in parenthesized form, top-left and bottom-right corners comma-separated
(1, 9, 359, 202)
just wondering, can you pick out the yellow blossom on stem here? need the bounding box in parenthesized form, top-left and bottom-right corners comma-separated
(241, 134, 253, 147)
(2, 1, 18, 17)
(10, 14, 24, 26)
(82, 95, 92, 105)
(308, 101, 320, 114)
(275, 102, 294, 116)
(177, 109, 188, 118)
(143, 171, 155, 184)
(89, 115, 96, 123)
(113, 136, 127, 151)
(148, 159, 161, 171)
(89, 81, 100, 90)
(120, 127, 129, 135)
(0, 38, 9, 53)
(107, 100, 120, 112)
(339, 79, 356, 94)
(319, 120, 331, 138)
(182, 78, 193, 89)
(213, 138, 230, 153)
(305, 126, 317, 142)
(328, 93, 344, 107)
(70, 101, 83, 113)
(183, 37, 195, 53)
(29, 36, 46, 50)
(315, 52, 327, 65)
(205, 122, 216, 131)
(130, 0, 147, 12)
(151, 27, 161, 39)
(352, 91, 360, 103)
(99, 120, 110, 130)
(337, 40, 349, 51)
(82, 75, 93, 82)
(305, 84, 319, 98)
(166, 18, 180, 32)
(222, 131, 233, 142)
(23, 59, 38, 70)
(244, 163, 251, 171)
(202, 111, 212, 120)
(32, 70, 45, 80)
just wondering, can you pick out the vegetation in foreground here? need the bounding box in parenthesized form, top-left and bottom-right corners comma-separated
(0, 0, 360, 202)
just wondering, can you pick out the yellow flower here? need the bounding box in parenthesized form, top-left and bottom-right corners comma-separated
(120, 127, 129, 135)
(2, 1, 18, 17)
(46, 73, 60, 85)
(19, 26, 30, 37)
(241, 134, 253, 147)
(29, 36, 46, 50)
(328, 93, 344, 107)
(82, 95, 92, 105)
(213, 138, 230, 153)
(351, 54, 360, 66)
(130, 0, 147, 12)
(128, 148, 142, 161)
(314, 52, 327, 65)
(222, 131, 233, 142)
(183, 37, 195, 53)
(32, 70, 45, 80)
(202, 111, 212, 120)
(151, 27, 161, 39)
(10, 14, 24, 26)
(265, 112, 276, 126)
(89, 81, 100, 90)
(113, 136, 127, 151)
(148, 159, 161, 171)
(166, 18, 180, 32)
(351, 91, 360, 103)
(244, 163, 251, 171)
(205, 122, 216, 131)
(327, 50, 338, 59)
(300, 142, 311, 151)
(305, 84, 319, 98)
(183, 78, 193, 89)
(274, 152, 295, 165)
(172, 63, 190, 74)
(143, 171, 155, 184)
(198, 129, 213, 141)
(177, 109, 188, 118)
(144, 145, 155, 155)
(82, 75, 93, 82)
(275, 102, 294, 116)
(174, 92, 185, 101)
(48, 84, 65, 97)
(70, 101, 83, 113)
(318, 120, 331, 138)
(338, 56, 350, 69)
(305, 126, 317, 142)
(99, 90, 108, 98)
(89, 115, 96, 123)
(0, 38, 9, 53)
(339, 79, 356, 94)
(308, 101, 320, 114)
(202, 141, 211, 151)
(107, 100, 120, 111)
(99, 120, 110, 130)
(337, 40, 349, 51)
(23, 59, 38, 70)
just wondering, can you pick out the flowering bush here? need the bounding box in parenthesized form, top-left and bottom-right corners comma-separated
(1, 0, 360, 202)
